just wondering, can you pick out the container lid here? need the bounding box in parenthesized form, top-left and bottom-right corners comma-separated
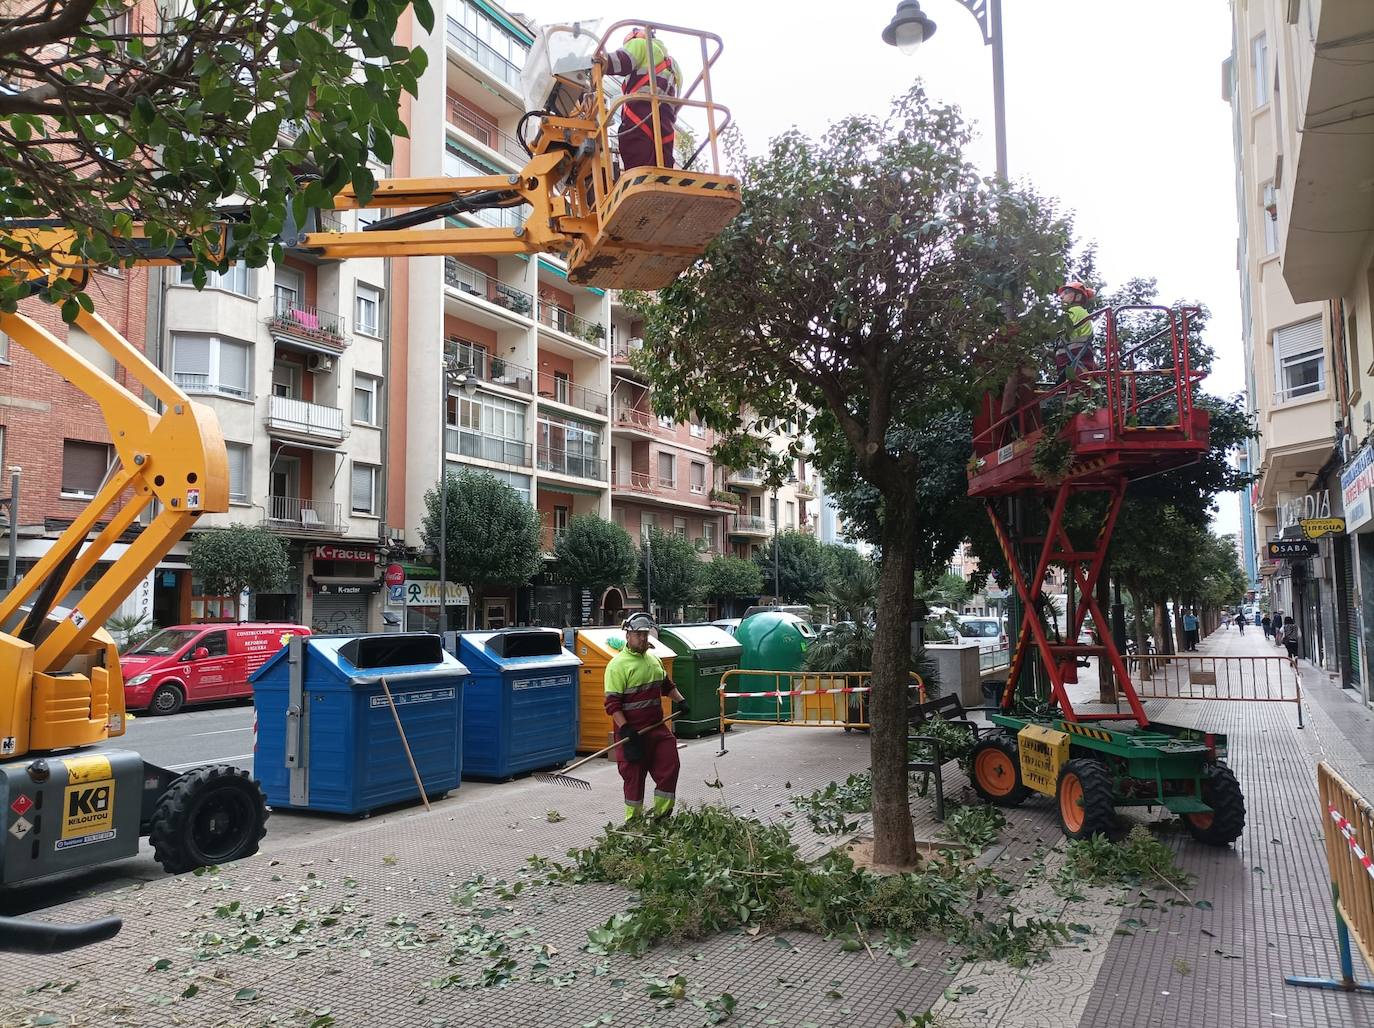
(575, 627, 675, 661)
(458, 628, 581, 670)
(252, 633, 469, 685)
(658, 624, 743, 659)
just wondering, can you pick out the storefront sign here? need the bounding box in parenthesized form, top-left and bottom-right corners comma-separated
(1279, 489, 1330, 529)
(314, 582, 375, 595)
(1342, 444, 1374, 532)
(1300, 518, 1346, 540)
(403, 580, 470, 606)
(384, 563, 405, 586)
(314, 544, 375, 562)
(1267, 539, 1319, 560)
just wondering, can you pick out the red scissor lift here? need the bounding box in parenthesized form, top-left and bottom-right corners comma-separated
(962, 307, 1245, 846)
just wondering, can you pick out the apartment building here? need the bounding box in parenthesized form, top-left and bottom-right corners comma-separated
(1225, 0, 1354, 684)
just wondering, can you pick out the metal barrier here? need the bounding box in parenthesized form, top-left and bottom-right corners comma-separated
(716, 669, 926, 755)
(1286, 762, 1374, 994)
(1124, 654, 1303, 727)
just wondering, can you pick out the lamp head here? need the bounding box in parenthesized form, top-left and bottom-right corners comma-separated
(882, 0, 936, 55)
(458, 373, 478, 398)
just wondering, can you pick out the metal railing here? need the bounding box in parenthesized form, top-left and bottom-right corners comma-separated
(444, 427, 532, 467)
(443, 258, 533, 317)
(267, 298, 347, 349)
(445, 94, 525, 163)
(1125, 653, 1303, 727)
(610, 337, 644, 362)
(266, 395, 346, 443)
(264, 496, 344, 534)
(537, 302, 606, 347)
(442, 151, 528, 230)
(538, 372, 607, 415)
(727, 467, 764, 485)
(716, 669, 927, 746)
(537, 445, 606, 481)
(728, 514, 772, 534)
(445, 15, 522, 91)
(979, 646, 1011, 672)
(445, 338, 533, 394)
(613, 405, 656, 432)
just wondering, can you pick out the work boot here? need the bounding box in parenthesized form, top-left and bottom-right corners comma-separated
(624, 801, 643, 822)
(651, 791, 675, 818)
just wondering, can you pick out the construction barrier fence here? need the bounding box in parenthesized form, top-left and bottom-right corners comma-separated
(1123, 654, 1303, 728)
(1286, 762, 1374, 994)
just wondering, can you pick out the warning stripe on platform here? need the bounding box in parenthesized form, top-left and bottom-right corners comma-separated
(1329, 806, 1374, 882)
(1064, 723, 1113, 742)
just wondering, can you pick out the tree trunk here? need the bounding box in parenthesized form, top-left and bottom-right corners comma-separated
(870, 486, 919, 869)
(1096, 570, 1115, 703)
(1155, 601, 1174, 656)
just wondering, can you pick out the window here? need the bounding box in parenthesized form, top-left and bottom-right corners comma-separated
(672, 516, 687, 539)
(62, 440, 113, 497)
(690, 461, 706, 493)
(1347, 311, 1360, 400)
(553, 504, 569, 536)
(657, 451, 675, 487)
(355, 283, 382, 336)
(0, 330, 9, 362)
(195, 630, 229, 658)
(640, 511, 657, 538)
(553, 370, 570, 403)
(689, 419, 704, 438)
(1252, 33, 1269, 107)
(353, 373, 381, 425)
(67, 327, 115, 376)
(703, 520, 718, 552)
(351, 462, 379, 515)
(785, 501, 796, 529)
(658, 414, 674, 429)
(226, 443, 250, 504)
(180, 262, 253, 296)
(1274, 316, 1325, 403)
(172, 333, 252, 398)
(271, 361, 299, 399)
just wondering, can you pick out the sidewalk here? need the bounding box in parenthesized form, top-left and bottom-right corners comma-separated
(2, 633, 1372, 1028)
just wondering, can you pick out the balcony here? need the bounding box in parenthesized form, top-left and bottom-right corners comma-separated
(794, 481, 817, 500)
(541, 525, 568, 552)
(727, 467, 765, 487)
(266, 298, 347, 352)
(538, 372, 607, 416)
(264, 496, 344, 536)
(538, 302, 606, 348)
(445, 338, 533, 394)
(727, 514, 773, 537)
(443, 152, 528, 230)
(446, 94, 525, 164)
(445, 14, 522, 93)
(444, 427, 533, 467)
(610, 337, 645, 364)
(613, 405, 655, 435)
(266, 395, 347, 446)
(444, 257, 533, 318)
(709, 489, 742, 510)
(537, 445, 606, 482)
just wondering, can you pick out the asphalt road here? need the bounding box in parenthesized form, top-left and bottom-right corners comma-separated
(91, 699, 258, 772)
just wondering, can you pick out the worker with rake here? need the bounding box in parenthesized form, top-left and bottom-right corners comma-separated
(605, 612, 688, 820)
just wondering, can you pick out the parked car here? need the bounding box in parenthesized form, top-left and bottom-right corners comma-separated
(956, 616, 1008, 654)
(741, 604, 815, 623)
(712, 618, 743, 637)
(121, 622, 309, 715)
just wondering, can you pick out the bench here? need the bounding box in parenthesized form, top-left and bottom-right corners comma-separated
(907, 693, 999, 821)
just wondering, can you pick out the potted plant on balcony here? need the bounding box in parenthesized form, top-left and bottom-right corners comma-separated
(709, 488, 741, 507)
(580, 320, 606, 346)
(507, 292, 532, 317)
(490, 356, 508, 383)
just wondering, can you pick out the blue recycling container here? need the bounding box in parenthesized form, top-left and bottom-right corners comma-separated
(454, 628, 581, 778)
(251, 633, 468, 814)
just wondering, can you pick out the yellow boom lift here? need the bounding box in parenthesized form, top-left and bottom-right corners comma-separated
(0, 20, 736, 948)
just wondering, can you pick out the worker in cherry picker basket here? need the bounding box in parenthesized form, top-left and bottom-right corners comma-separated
(604, 612, 688, 820)
(1054, 281, 1097, 382)
(602, 28, 683, 171)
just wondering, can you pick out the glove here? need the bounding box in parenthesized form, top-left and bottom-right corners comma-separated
(619, 725, 645, 764)
(675, 697, 690, 716)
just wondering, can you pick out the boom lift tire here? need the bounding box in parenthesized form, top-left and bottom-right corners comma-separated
(969, 734, 1031, 807)
(149, 683, 185, 716)
(1182, 764, 1246, 847)
(148, 765, 269, 874)
(1056, 758, 1115, 840)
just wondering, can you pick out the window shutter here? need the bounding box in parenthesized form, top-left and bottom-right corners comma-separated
(1274, 316, 1323, 393)
(62, 441, 111, 494)
(227, 444, 249, 501)
(218, 340, 250, 395)
(172, 335, 211, 377)
(351, 464, 373, 513)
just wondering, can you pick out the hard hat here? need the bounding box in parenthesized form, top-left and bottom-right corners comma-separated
(623, 28, 647, 44)
(622, 611, 657, 632)
(1058, 281, 1095, 301)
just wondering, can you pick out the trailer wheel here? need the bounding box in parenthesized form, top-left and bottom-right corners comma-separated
(1056, 758, 1115, 840)
(1183, 764, 1246, 847)
(148, 765, 269, 875)
(969, 734, 1031, 807)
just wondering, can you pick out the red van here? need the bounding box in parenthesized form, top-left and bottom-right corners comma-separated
(121, 623, 310, 715)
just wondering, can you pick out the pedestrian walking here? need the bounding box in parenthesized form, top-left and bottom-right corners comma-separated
(1261, 613, 1272, 640)
(1281, 616, 1300, 660)
(1221, 611, 1231, 631)
(1182, 609, 1199, 651)
(604, 612, 688, 821)
(1234, 609, 1247, 635)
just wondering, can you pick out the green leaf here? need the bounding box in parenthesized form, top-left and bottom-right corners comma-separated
(181, 984, 200, 998)
(411, 0, 435, 34)
(250, 113, 282, 152)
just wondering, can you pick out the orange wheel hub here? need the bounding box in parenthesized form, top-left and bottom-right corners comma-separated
(975, 748, 1017, 797)
(1059, 772, 1085, 832)
(1186, 811, 1214, 830)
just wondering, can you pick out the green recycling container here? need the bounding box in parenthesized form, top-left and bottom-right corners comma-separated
(734, 612, 816, 721)
(657, 625, 742, 738)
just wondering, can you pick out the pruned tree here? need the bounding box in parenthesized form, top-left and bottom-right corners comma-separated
(753, 529, 826, 604)
(188, 523, 290, 618)
(637, 526, 702, 619)
(632, 86, 1075, 867)
(552, 514, 638, 615)
(700, 554, 764, 609)
(0, 0, 430, 314)
(421, 472, 543, 624)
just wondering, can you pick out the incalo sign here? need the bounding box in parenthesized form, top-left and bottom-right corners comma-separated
(1267, 539, 1320, 560)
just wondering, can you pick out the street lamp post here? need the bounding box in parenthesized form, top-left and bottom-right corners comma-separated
(883, 0, 1007, 181)
(438, 356, 477, 638)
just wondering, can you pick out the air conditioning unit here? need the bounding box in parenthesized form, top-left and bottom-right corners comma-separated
(307, 354, 334, 374)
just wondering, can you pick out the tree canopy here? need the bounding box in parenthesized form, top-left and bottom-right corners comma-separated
(188, 523, 290, 602)
(0, 0, 430, 314)
(552, 514, 638, 603)
(700, 554, 764, 605)
(637, 527, 702, 618)
(753, 530, 826, 604)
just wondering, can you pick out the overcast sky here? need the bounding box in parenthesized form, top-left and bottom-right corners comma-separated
(509, 1, 1244, 528)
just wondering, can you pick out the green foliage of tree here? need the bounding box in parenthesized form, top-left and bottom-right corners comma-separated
(0, 0, 431, 316)
(815, 544, 877, 622)
(638, 527, 703, 618)
(188, 524, 290, 603)
(630, 86, 1075, 866)
(552, 514, 637, 602)
(700, 555, 764, 604)
(421, 472, 543, 617)
(754, 530, 826, 603)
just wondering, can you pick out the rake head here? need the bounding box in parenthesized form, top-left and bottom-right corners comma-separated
(535, 770, 593, 791)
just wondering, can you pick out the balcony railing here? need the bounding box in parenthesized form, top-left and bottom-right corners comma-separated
(264, 496, 344, 535)
(727, 467, 764, 486)
(443, 257, 533, 317)
(794, 481, 817, 499)
(445, 338, 533, 394)
(444, 427, 532, 467)
(446, 94, 526, 163)
(445, 15, 522, 91)
(537, 372, 607, 416)
(610, 337, 645, 362)
(443, 153, 528, 229)
(728, 514, 773, 536)
(538, 302, 606, 348)
(537, 445, 606, 482)
(266, 395, 347, 444)
(267, 297, 347, 351)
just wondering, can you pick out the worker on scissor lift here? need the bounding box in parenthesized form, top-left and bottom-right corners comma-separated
(1053, 281, 1097, 382)
(602, 28, 683, 170)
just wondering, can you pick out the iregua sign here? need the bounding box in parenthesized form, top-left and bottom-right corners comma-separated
(1300, 518, 1345, 540)
(1342, 444, 1374, 532)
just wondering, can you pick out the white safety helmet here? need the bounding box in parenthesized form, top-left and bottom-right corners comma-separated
(622, 611, 657, 633)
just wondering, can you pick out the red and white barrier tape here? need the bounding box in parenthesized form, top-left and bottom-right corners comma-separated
(1329, 805, 1374, 882)
(720, 687, 874, 698)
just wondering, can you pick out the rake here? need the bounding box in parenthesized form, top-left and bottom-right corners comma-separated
(536, 714, 674, 790)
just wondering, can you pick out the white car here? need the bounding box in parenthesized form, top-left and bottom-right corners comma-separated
(956, 616, 1007, 654)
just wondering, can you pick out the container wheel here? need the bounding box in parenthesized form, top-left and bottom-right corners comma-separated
(148, 765, 269, 875)
(149, 683, 184, 716)
(1183, 764, 1246, 847)
(1056, 758, 1115, 840)
(969, 734, 1031, 807)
